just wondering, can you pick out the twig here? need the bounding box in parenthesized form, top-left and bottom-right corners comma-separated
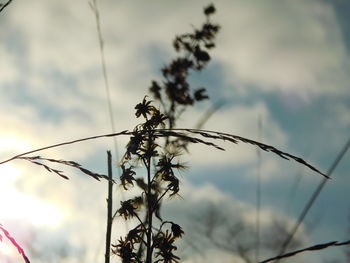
(0, 0, 13, 13)
(259, 239, 350, 263)
(105, 151, 113, 263)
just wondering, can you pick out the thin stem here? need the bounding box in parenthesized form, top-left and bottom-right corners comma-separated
(146, 133, 154, 263)
(146, 165, 153, 263)
(134, 216, 147, 231)
(90, 0, 120, 161)
(104, 151, 113, 263)
(0, 0, 13, 13)
(255, 115, 262, 263)
(260, 239, 350, 263)
(275, 136, 350, 261)
(90, 0, 130, 236)
(152, 187, 171, 214)
(0, 130, 131, 166)
(0, 128, 327, 178)
(157, 221, 173, 233)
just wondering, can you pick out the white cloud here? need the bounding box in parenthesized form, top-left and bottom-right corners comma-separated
(2, 0, 349, 114)
(214, 0, 350, 98)
(1, 0, 345, 164)
(164, 180, 316, 263)
(178, 101, 288, 167)
(0, 1, 347, 262)
(328, 102, 350, 127)
(0, 156, 323, 263)
(0, 47, 19, 83)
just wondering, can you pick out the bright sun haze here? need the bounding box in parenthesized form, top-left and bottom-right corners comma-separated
(0, 163, 64, 227)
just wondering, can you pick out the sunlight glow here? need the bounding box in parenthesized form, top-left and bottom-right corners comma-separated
(0, 134, 32, 153)
(0, 163, 64, 227)
(0, 242, 15, 256)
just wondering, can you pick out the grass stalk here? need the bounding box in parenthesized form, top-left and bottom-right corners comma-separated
(104, 151, 113, 263)
(0, 0, 13, 13)
(276, 136, 350, 261)
(146, 134, 154, 263)
(255, 115, 262, 262)
(260, 239, 350, 263)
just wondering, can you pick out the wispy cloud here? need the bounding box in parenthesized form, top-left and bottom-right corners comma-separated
(0, 1, 349, 262)
(214, 0, 349, 98)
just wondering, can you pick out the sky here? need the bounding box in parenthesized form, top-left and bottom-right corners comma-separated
(0, 0, 350, 262)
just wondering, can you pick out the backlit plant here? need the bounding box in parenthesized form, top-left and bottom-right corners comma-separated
(1, 3, 343, 263)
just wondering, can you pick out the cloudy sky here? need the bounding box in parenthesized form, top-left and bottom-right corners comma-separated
(0, 0, 350, 262)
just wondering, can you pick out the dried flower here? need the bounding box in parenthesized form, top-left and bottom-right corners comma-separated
(120, 165, 136, 190)
(204, 4, 216, 15)
(154, 230, 180, 263)
(112, 238, 138, 263)
(117, 199, 138, 220)
(135, 96, 155, 119)
(171, 223, 184, 239)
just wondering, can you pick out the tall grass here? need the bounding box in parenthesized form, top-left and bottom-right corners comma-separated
(1, 2, 349, 263)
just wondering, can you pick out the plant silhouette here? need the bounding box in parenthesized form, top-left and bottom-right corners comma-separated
(149, 4, 219, 133)
(1, 3, 347, 263)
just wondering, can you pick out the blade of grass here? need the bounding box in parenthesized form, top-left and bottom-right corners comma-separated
(195, 100, 226, 129)
(0, 130, 131, 166)
(161, 128, 328, 178)
(89, 0, 128, 234)
(89, 0, 121, 162)
(260, 239, 350, 263)
(0, 128, 328, 179)
(275, 136, 350, 262)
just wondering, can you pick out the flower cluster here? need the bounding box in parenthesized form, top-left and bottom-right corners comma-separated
(153, 230, 179, 263)
(149, 4, 220, 129)
(113, 5, 219, 263)
(113, 98, 186, 263)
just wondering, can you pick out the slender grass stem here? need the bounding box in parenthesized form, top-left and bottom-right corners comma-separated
(104, 151, 113, 263)
(0, 131, 131, 166)
(0, 0, 13, 13)
(260, 239, 350, 263)
(275, 136, 350, 262)
(255, 115, 262, 263)
(146, 133, 154, 263)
